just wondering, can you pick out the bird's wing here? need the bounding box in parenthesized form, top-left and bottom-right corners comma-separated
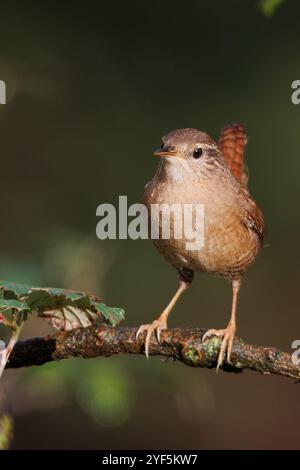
(243, 196, 265, 246)
(218, 123, 248, 185)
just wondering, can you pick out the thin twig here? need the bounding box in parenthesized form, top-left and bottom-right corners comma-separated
(0, 321, 25, 378)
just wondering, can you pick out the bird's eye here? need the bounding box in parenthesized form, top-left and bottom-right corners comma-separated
(193, 148, 203, 159)
(160, 142, 164, 149)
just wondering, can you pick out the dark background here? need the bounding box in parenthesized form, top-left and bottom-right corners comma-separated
(0, 0, 299, 449)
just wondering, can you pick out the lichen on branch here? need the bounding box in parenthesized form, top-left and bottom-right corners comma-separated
(1, 280, 298, 381)
(6, 325, 300, 381)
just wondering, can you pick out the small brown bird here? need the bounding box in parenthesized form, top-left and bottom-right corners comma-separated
(137, 124, 264, 369)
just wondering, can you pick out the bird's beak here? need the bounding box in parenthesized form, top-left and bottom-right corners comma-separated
(153, 146, 177, 158)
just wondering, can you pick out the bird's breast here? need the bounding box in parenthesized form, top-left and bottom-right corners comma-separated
(143, 176, 261, 279)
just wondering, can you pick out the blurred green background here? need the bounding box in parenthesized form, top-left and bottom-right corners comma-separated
(0, 0, 299, 450)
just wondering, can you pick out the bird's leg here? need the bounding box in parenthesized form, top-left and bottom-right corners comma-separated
(137, 268, 193, 358)
(136, 282, 187, 358)
(202, 278, 241, 371)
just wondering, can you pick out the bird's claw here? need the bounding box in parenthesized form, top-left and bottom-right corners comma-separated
(136, 318, 167, 358)
(202, 323, 236, 371)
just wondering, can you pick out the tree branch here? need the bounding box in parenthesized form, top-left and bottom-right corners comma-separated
(5, 325, 300, 381)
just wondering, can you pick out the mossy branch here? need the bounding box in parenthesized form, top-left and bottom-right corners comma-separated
(5, 326, 300, 381)
(0, 281, 298, 380)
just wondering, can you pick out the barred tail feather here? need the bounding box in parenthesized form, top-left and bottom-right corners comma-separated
(218, 123, 248, 185)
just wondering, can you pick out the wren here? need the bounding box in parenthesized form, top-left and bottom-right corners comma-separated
(136, 124, 264, 370)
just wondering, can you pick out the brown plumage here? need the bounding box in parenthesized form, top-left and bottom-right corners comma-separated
(219, 124, 265, 247)
(218, 123, 248, 184)
(137, 125, 265, 369)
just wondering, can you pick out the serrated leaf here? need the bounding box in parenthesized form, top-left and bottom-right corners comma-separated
(0, 280, 32, 299)
(0, 299, 30, 312)
(93, 302, 125, 327)
(0, 280, 125, 331)
(64, 292, 86, 302)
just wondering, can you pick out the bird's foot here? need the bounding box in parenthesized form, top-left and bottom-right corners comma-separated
(202, 322, 236, 371)
(136, 316, 167, 359)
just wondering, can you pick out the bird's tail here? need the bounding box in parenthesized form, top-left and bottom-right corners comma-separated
(218, 123, 248, 185)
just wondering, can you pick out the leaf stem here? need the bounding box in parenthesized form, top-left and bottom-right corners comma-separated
(0, 320, 25, 379)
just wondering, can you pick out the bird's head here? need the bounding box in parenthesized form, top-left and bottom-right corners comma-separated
(154, 128, 224, 181)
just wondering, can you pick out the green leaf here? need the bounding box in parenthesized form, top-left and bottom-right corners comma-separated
(0, 280, 125, 331)
(0, 298, 30, 312)
(77, 363, 131, 426)
(0, 280, 32, 298)
(260, 0, 285, 17)
(93, 302, 125, 327)
(0, 415, 13, 450)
